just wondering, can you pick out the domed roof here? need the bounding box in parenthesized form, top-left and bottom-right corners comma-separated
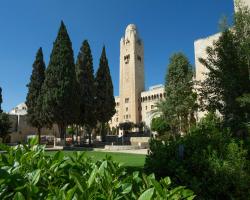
(125, 24, 137, 32)
(125, 24, 139, 39)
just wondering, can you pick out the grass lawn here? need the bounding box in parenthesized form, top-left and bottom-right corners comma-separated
(47, 151, 146, 168)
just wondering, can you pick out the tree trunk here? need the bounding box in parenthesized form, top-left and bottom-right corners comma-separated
(76, 125, 79, 145)
(100, 122, 106, 142)
(87, 126, 92, 146)
(37, 128, 41, 144)
(58, 123, 66, 146)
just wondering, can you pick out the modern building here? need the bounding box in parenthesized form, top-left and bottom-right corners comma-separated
(109, 24, 165, 132)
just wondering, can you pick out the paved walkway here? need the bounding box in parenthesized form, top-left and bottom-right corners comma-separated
(97, 148, 148, 155)
(46, 146, 148, 155)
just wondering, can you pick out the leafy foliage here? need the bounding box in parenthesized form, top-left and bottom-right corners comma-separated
(75, 40, 96, 145)
(0, 87, 11, 143)
(0, 140, 195, 200)
(119, 122, 135, 133)
(95, 47, 116, 142)
(95, 46, 116, 124)
(0, 113, 11, 143)
(159, 53, 197, 137)
(151, 116, 170, 137)
(199, 2, 250, 133)
(41, 21, 79, 140)
(145, 113, 250, 199)
(26, 48, 46, 143)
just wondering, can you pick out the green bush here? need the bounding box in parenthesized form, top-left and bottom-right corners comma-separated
(151, 116, 170, 138)
(0, 138, 195, 199)
(145, 113, 250, 199)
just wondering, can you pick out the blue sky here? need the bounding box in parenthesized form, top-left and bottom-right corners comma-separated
(0, 0, 234, 112)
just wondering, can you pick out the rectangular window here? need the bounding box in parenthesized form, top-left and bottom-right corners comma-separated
(125, 98, 129, 103)
(124, 54, 130, 64)
(151, 105, 154, 109)
(126, 107, 128, 112)
(137, 55, 141, 62)
(145, 106, 147, 110)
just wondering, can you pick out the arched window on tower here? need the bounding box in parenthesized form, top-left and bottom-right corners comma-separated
(124, 54, 130, 64)
(137, 55, 141, 62)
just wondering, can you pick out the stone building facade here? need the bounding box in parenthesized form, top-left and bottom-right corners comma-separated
(8, 103, 59, 143)
(109, 24, 165, 132)
(194, 0, 250, 120)
(119, 24, 145, 125)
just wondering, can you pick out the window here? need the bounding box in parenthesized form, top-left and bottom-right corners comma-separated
(151, 105, 154, 109)
(125, 98, 129, 103)
(116, 118, 118, 122)
(124, 54, 130, 64)
(145, 106, 147, 110)
(126, 115, 129, 119)
(126, 107, 128, 112)
(137, 55, 141, 62)
(137, 39, 141, 45)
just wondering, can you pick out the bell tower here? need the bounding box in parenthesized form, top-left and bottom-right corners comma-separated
(119, 24, 145, 125)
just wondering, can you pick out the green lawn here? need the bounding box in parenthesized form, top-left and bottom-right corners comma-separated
(47, 150, 146, 168)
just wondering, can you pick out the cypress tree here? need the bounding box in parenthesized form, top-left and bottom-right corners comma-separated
(26, 48, 46, 144)
(0, 87, 2, 113)
(42, 21, 79, 142)
(0, 87, 11, 142)
(95, 46, 115, 141)
(75, 40, 96, 145)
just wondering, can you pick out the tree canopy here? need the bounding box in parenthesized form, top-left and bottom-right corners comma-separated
(199, 3, 250, 132)
(26, 48, 46, 143)
(41, 21, 79, 140)
(159, 53, 197, 137)
(75, 40, 96, 145)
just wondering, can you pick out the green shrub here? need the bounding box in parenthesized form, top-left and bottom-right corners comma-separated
(0, 139, 195, 200)
(145, 113, 250, 199)
(151, 116, 170, 137)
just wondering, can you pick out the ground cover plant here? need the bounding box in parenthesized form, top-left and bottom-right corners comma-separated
(0, 139, 195, 200)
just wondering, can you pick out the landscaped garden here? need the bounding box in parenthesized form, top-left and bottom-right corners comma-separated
(0, 139, 195, 199)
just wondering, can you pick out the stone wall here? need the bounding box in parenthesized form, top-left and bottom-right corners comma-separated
(8, 114, 59, 143)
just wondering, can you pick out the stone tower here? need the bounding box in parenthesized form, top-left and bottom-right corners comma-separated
(119, 24, 145, 125)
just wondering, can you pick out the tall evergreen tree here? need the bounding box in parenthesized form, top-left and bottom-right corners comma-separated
(199, 29, 250, 132)
(0, 87, 2, 113)
(42, 21, 79, 142)
(95, 46, 115, 141)
(0, 87, 11, 142)
(75, 40, 96, 145)
(26, 48, 46, 144)
(234, 1, 250, 122)
(159, 53, 197, 137)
